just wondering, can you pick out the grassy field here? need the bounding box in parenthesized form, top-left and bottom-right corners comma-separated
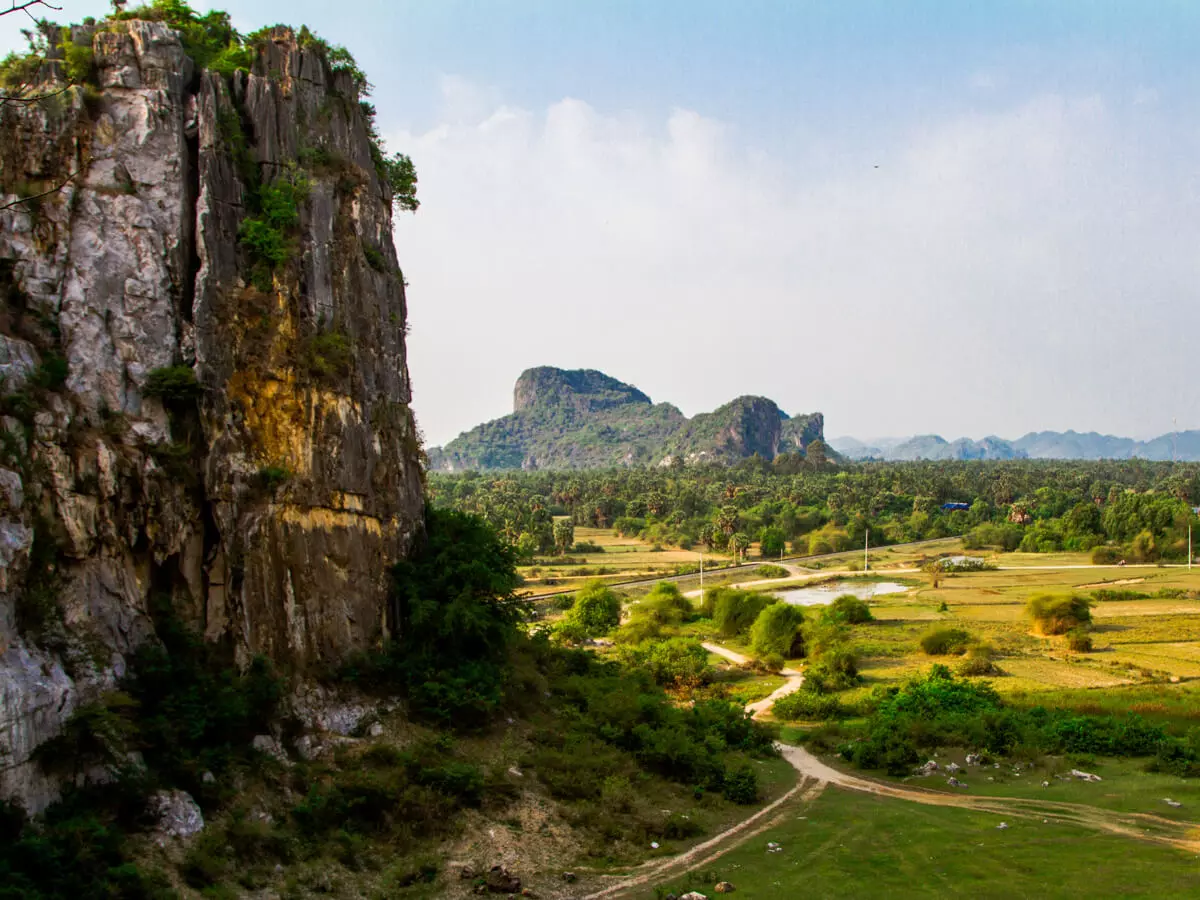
(815, 556, 1200, 709)
(516, 526, 737, 596)
(649, 787, 1200, 899)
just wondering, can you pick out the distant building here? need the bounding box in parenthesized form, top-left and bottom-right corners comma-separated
(941, 502, 970, 512)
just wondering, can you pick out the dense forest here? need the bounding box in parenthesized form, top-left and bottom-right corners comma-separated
(430, 458, 1200, 563)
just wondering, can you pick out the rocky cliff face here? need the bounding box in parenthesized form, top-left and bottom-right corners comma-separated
(0, 21, 424, 811)
(428, 366, 825, 471)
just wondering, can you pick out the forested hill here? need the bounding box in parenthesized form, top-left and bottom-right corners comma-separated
(427, 366, 827, 471)
(831, 430, 1200, 462)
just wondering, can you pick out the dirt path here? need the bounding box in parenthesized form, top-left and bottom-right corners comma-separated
(581, 776, 827, 899)
(701, 641, 805, 718)
(780, 743, 1200, 852)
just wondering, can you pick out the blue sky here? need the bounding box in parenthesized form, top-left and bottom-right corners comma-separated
(5, 2, 1199, 445)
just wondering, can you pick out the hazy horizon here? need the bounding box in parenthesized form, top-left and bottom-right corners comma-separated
(10, 2, 1197, 446)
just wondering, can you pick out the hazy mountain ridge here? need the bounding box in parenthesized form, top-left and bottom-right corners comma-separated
(830, 430, 1200, 461)
(428, 367, 825, 471)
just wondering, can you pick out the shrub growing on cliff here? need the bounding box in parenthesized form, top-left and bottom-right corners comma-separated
(339, 508, 526, 727)
(144, 365, 200, 403)
(125, 597, 282, 806)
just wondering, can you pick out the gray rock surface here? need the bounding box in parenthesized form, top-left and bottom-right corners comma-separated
(149, 788, 205, 842)
(0, 21, 424, 812)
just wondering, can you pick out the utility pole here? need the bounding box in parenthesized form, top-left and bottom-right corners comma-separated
(699, 552, 704, 596)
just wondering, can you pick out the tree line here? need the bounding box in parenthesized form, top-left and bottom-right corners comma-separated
(430, 458, 1200, 562)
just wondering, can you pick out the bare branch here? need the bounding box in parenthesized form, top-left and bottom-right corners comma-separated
(0, 82, 72, 104)
(0, 1, 62, 20)
(0, 164, 84, 211)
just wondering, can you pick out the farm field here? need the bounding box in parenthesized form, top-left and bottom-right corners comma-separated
(829, 561, 1200, 705)
(646, 786, 1200, 899)
(516, 526, 737, 596)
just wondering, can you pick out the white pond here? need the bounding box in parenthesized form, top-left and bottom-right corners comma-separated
(776, 580, 911, 607)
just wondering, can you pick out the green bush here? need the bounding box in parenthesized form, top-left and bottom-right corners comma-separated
(255, 465, 291, 492)
(1090, 588, 1147, 603)
(125, 596, 282, 805)
(957, 643, 1000, 676)
(617, 637, 711, 686)
(144, 365, 200, 403)
(1091, 545, 1123, 564)
(721, 764, 759, 805)
(754, 563, 788, 578)
(773, 689, 846, 721)
(919, 627, 972, 656)
(31, 353, 69, 391)
(1065, 629, 1093, 652)
(836, 666, 1182, 776)
(339, 508, 525, 729)
(748, 602, 805, 658)
(560, 580, 621, 638)
(304, 330, 353, 378)
(617, 583, 694, 643)
(824, 593, 874, 624)
(711, 588, 778, 638)
(1027, 593, 1092, 636)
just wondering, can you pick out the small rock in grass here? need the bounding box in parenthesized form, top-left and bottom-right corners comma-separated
(1070, 769, 1102, 782)
(947, 777, 967, 788)
(1165, 799, 1183, 808)
(1042, 781, 1050, 788)
(561, 872, 577, 883)
(651, 841, 660, 849)
(680, 893, 709, 900)
(715, 882, 737, 894)
(997, 822, 1009, 830)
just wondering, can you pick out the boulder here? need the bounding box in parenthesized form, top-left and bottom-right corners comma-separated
(149, 789, 204, 842)
(715, 882, 737, 894)
(1069, 769, 1102, 783)
(483, 865, 521, 894)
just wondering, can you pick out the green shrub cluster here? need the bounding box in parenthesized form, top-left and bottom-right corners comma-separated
(617, 637, 711, 687)
(303, 329, 352, 378)
(708, 588, 777, 638)
(115, 1, 254, 74)
(338, 508, 526, 729)
(616, 583, 695, 644)
(919, 627, 972, 656)
(1027, 593, 1092, 635)
(555, 579, 621, 642)
(143, 365, 200, 403)
(824, 593, 873, 624)
(836, 666, 1190, 775)
(527, 655, 775, 808)
(748, 602, 805, 658)
(238, 173, 309, 290)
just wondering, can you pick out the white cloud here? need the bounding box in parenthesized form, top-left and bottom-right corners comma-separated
(391, 81, 1200, 447)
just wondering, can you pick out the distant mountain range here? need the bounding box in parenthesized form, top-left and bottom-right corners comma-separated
(829, 431, 1200, 462)
(427, 367, 826, 471)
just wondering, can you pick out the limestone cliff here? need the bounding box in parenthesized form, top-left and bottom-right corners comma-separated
(428, 366, 825, 471)
(0, 21, 424, 810)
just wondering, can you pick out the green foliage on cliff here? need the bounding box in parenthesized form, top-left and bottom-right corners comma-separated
(144, 365, 200, 403)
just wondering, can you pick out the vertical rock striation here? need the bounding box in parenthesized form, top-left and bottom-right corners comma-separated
(0, 21, 424, 811)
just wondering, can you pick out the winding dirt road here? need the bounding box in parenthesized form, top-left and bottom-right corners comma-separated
(579, 640, 1200, 899)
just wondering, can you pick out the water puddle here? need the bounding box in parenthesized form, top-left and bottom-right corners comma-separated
(777, 580, 910, 607)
